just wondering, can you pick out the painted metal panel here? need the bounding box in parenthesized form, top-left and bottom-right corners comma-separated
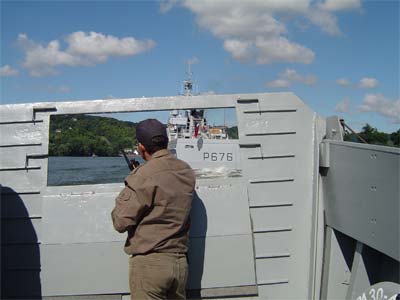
(320, 228, 354, 300)
(256, 93, 303, 111)
(188, 286, 258, 299)
(257, 284, 291, 299)
(236, 92, 303, 113)
(0, 92, 305, 119)
(42, 191, 123, 244)
(256, 256, 290, 284)
(173, 139, 240, 170)
(41, 235, 256, 296)
(42, 177, 251, 244)
(45, 295, 122, 300)
(191, 177, 251, 237)
(2, 244, 41, 269)
(250, 206, 293, 232)
(0, 93, 281, 116)
(346, 242, 371, 299)
(187, 235, 256, 290)
(0, 168, 47, 191)
(239, 146, 262, 160)
(45, 182, 124, 195)
(0, 122, 45, 146)
(41, 242, 129, 296)
(254, 231, 291, 258)
(1, 92, 329, 298)
(243, 157, 296, 182)
(325, 116, 344, 141)
(239, 112, 297, 137)
(1, 218, 41, 244)
(323, 141, 400, 260)
(42, 174, 255, 294)
(0, 105, 35, 123)
(1, 192, 42, 218)
(0, 145, 46, 169)
(240, 135, 296, 158)
(248, 181, 296, 207)
(236, 93, 320, 300)
(2, 270, 42, 298)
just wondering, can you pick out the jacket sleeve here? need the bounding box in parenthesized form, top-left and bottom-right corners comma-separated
(111, 174, 155, 233)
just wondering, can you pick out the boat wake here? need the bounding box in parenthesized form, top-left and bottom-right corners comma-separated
(194, 167, 242, 179)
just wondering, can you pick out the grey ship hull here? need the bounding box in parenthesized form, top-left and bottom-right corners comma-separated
(1, 92, 399, 299)
(168, 138, 240, 170)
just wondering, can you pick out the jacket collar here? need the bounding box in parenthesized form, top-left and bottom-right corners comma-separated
(151, 149, 170, 159)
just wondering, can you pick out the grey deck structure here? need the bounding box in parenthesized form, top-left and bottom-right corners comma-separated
(1, 92, 399, 299)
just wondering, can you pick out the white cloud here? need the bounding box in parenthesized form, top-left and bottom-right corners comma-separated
(306, 8, 341, 36)
(18, 34, 79, 76)
(223, 39, 252, 61)
(162, 0, 361, 64)
(335, 98, 350, 113)
(281, 68, 317, 85)
(173, 0, 316, 64)
(359, 77, 378, 89)
(359, 93, 400, 123)
(266, 79, 290, 88)
(65, 31, 155, 62)
(255, 37, 315, 64)
(308, 0, 361, 35)
(17, 32, 156, 77)
(336, 78, 351, 86)
(266, 68, 317, 88)
(320, 0, 361, 12)
(0, 65, 19, 77)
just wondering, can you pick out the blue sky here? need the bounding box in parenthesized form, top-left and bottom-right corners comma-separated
(1, 0, 399, 132)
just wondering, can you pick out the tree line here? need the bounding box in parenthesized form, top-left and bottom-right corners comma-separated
(49, 114, 138, 156)
(344, 124, 399, 147)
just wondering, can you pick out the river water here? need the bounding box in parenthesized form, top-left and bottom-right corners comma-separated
(48, 156, 242, 186)
(48, 156, 143, 186)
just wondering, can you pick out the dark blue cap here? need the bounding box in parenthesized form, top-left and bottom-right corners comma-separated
(136, 119, 168, 147)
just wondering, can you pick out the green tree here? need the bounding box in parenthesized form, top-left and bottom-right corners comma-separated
(390, 129, 400, 146)
(49, 114, 138, 157)
(359, 124, 389, 145)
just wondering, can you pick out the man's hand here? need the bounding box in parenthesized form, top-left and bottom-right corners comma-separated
(129, 159, 140, 170)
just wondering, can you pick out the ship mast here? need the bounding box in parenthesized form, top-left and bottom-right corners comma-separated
(183, 61, 194, 96)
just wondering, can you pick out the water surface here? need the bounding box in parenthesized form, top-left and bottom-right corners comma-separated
(48, 156, 142, 186)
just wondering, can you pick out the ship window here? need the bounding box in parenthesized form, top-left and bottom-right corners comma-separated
(47, 108, 238, 186)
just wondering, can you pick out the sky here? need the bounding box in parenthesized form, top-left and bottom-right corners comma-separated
(1, 0, 399, 132)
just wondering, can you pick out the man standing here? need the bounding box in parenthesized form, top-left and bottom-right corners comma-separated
(111, 119, 196, 300)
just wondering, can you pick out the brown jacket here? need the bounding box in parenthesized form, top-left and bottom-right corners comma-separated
(111, 149, 196, 255)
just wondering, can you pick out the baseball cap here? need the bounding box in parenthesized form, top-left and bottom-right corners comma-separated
(136, 119, 168, 147)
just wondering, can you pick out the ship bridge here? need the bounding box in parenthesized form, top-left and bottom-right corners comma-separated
(1, 93, 399, 299)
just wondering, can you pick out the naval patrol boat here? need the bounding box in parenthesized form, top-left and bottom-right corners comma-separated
(1, 88, 399, 299)
(167, 70, 240, 174)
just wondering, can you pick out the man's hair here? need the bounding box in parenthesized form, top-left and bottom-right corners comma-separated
(143, 135, 168, 154)
(136, 119, 169, 154)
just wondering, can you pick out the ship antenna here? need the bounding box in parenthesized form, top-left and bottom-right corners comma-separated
(184, 61, 193, 96)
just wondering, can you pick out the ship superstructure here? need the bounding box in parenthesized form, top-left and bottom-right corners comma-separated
(167, 67, 238, 170)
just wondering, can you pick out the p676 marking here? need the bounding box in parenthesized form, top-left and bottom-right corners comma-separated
(203, 152, 233, 161)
